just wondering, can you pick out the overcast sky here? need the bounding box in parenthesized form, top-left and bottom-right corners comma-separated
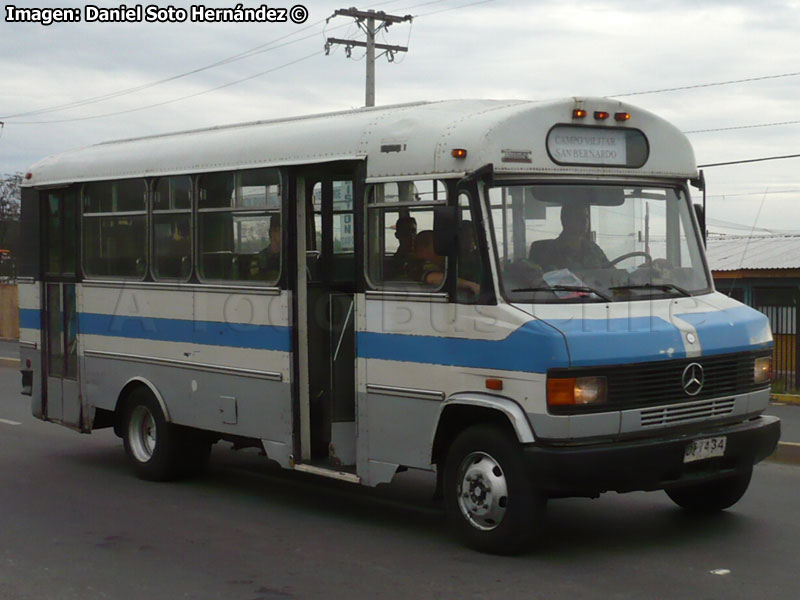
(2, 0, 800, 234)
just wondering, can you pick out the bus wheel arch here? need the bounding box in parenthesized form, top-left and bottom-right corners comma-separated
(113, 377, 170, 438)
(431, 395, 535, 467)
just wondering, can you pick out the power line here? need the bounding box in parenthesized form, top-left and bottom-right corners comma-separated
(699, 153, 800, 168)
(8, 51, 322, 125)
(609, 70, 800, 98)
(684, 119, 800, 134)
(0, 19, 337, 121)
(705, 188, 800, 199)
(416, 0, 496, 17)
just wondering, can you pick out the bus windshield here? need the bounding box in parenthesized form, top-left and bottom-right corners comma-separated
(487, 183, 711, 303)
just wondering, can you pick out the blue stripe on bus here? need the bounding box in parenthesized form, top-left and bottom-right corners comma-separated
(357, 317, 683, 370)
(78, 312, 292, 352)
(357, 308, 773, 371)
(19, 308, 41, 330)
(357, 319, 571, 372)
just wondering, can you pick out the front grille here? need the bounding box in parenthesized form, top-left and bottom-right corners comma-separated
(640, 398, 736, 427)
(548, 350, 770, 415)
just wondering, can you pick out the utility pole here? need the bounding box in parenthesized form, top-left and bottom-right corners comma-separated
(325, 8, 413, 107)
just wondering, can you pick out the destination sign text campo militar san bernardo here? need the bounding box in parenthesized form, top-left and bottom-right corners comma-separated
(548, 129, 627, 165)
(4, 4, 307, 25)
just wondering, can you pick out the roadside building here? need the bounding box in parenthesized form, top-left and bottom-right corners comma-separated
(706, 234, 800, 392)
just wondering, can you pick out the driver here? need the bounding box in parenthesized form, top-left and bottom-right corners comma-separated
(528, 202, 611, 272)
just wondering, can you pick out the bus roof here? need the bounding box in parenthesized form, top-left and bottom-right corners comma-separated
(23, 97, 697, 187)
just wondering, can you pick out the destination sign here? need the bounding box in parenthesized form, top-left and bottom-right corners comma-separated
(547, 126, 628, 166)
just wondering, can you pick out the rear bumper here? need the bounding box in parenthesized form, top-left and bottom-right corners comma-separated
(524, 415, 780, 495)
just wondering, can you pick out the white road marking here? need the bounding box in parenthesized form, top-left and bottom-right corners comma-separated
(710, 569, 731, 576)
(0, 418, 22, 426)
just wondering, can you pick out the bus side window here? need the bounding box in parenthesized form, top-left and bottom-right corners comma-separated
(365, 180, 447, 291)
(82, 179, 147, 279)
(197, 168, 281, 285)
(153, 176, 192, 281)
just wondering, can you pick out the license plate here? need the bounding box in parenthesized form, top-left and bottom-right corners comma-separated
(683, 436, 727, 463)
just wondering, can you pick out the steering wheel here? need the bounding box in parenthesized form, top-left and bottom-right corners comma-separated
(610, 251, 652, 267)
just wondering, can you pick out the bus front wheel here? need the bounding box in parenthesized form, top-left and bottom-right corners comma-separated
(665, 466, 753, 512)
(122, 388, 210, 481)
(443, 424, 545, 554)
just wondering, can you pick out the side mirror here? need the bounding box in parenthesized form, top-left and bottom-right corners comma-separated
(433, 206, 459, 256)
(693, 203, 706, 247)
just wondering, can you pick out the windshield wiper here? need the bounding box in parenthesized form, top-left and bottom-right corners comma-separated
(512, 285, 612, 302)
(609, 283, 692, 297)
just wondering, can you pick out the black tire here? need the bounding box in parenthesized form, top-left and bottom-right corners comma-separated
(122, 388, 211, 481)
(443, 424, 546, 554)
(665, 466, 753, 513)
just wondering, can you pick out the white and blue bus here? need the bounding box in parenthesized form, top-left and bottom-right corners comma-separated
(18, 98, 780, 553)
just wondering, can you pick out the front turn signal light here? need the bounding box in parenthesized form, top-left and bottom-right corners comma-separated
(547, 376, 607, 407)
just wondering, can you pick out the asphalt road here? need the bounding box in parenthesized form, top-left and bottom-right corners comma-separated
(1, 365, 799, 600)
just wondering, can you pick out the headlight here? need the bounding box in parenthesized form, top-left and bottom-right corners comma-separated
(547, 376, 608, 407)
(754, 356, 772, 384)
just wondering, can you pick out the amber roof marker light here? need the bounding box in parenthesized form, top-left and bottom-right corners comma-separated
(594, 111, 610, 121)
(615, 112, 631, 122)
(451, 148, 468, 159)
(572, 109, 587, 119)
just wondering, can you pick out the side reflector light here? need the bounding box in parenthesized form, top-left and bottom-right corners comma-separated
(614, 112, 631, 122)
(485, 378, 503, 391)
(25, 172, 32, 180)
(594, 111, 610, 121)
(547, 376, 608, 407)
(572, 109, 587, 119)
(451, 148, 468, 159)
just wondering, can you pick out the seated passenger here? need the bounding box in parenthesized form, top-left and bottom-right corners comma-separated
(250, 215, 281, 280)
(529, 202, 610, 272)
(386, 215, 417, 279)
(414, 230, 480, 296)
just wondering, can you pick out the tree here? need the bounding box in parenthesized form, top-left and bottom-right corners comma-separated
(0, 172, 22, 279)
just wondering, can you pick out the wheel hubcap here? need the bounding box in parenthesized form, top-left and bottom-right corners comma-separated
(457, 451, 508, 531)
(128, 405, 156, 463)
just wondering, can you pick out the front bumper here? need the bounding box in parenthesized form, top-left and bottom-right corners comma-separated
(524, 415, 780, 495)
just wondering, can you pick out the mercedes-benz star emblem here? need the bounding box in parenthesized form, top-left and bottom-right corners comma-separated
(682, 363, 704, 396)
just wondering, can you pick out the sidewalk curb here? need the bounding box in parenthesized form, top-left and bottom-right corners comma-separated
(770, 394, 800, 406)
(0, 357, 20, 369)
(767, 442, 800, 465)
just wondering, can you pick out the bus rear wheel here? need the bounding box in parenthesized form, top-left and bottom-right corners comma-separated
(443, 424, 545, 554)
(665, 466, 753, 512)
(122, 388, 211, 481)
